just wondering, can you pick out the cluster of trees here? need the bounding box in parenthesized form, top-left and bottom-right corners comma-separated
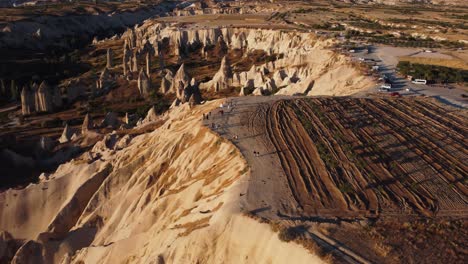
(397, 61, 467, 84)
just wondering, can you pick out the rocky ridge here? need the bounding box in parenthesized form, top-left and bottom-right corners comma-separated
(122, 22, 374, 97)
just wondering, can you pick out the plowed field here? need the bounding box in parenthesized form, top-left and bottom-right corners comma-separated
(248, 97, 467, 219)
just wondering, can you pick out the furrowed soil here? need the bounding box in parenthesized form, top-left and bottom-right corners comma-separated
(252, 97, 467, 219)
(208, 95, 467, 263)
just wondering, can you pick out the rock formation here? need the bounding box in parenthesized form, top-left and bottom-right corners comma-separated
(214, 35, 228, 57)
(20, 86, 35, 115)
(210, 56, 233, 91)
(125, 24, 373, 96)
(10, 80, 18, 101)
(138, 70, 151, 97)
(82, 114, 93, 135)
(239, 86, 246, 96)
(171, 64, 191, 99)
(59, 124, 72, 144)
(132, 51, 139, 73)
(38, 136, 54, 152)
(35, 81, 53, 112)
(160, 70, 174, 94)
(98, 68, 111, 89)
(158, 52, 165, 69)
(145, 52, 151, 77)
(101, 112, 120, 129)
(106, 48, 113, 68)
(123, 41, 132, 76)
(143, 106, 158, 123)
(0, 100, 323, 264)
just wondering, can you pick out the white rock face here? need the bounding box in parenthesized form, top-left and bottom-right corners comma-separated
(128, 24, 374, 96)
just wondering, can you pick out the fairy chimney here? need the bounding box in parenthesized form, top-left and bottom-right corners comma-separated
(138, 70, 151, 97)
(132, 51, 138, 73)
(59, 124, 72, 143)
(145, 52, 151, 77)
(106, 48, 113, 68)
(20, 86, 35, 115)
(171, 64, 190, 94)
(82, 114, 93, 134)
(35, 81, 53, 112)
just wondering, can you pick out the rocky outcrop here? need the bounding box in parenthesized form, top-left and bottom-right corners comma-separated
(143, 106, 158, 123)
(20, 86, 35, 116)
(98, 68, 111, 90)
(101, 112, 120, 129)
(239, 86, 246, 96)
(203, 56, 232, 91)
(106, 48, 113, 68)
(138, 70, 151, 97)
(127, 24, 374, 96)
(123, 41, 131, 76)
(58, 125, 72, 144)
(0, 101, 323, 264)
(82, 114, 93, 135)
(171, 64, 191, 100)
(160, 70, 173, 94)
(145, 52, 151, 77)
(158, 52, 165, 70)
(35, 81, 53, 113)
(132, 51, 139, 73)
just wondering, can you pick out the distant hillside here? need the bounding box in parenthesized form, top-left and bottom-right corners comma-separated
(338, 0, 467, 5)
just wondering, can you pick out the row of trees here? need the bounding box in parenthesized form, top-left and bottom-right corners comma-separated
(397, 61, 467, 84)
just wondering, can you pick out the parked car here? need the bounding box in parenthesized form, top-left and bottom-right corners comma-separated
(412, 79, 427, 85)
(381, 83, 392, 89)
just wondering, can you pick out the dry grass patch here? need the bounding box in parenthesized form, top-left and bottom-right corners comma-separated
(398, 56, 468, 70)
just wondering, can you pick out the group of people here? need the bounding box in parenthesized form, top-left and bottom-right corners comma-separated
(211, 122, 221, 129)
(253, 151, 260, 157)
(202, 112, 212, 120)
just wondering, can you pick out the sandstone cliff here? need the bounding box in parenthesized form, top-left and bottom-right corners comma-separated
(130, 22, 374, 96)
(0, 101, 324, 264)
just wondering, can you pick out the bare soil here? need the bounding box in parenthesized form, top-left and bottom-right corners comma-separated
(209, 95, 468, 263)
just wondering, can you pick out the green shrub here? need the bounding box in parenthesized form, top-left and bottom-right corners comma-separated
(397, 61, 468, 83)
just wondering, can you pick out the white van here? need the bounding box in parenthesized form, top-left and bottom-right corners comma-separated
(412, 79, 427, 85)
(381, 83, 392, 89)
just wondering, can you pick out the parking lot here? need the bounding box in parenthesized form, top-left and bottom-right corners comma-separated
(350, 45, 468, 108)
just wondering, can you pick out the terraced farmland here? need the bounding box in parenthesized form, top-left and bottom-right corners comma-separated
(249, 97, 467, 219)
